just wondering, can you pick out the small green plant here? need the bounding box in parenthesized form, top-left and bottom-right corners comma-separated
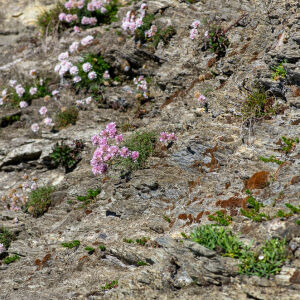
(190, 225, 244, 258)
(3, 254, 20, 265)
(61, 240, 80, 248)
(74, 54, 110, 94)
(36, 2, 66, 35)
(85, 246, 95, 254)
(135, 14, 156, 43)
(136, 237, 149, 246)
(296, 220, 300, 225)
(241, 87, 278, 121)
(55, 106, 78, 129)
(163, 215, 171, 223)
(259, 155, 283, 165)
(99, 244, 106, 251)
(119, 131, 157, 171)
(239, 238, 286, 278)
(1, 113, 21, 127)
(204, 26, 230, 57)
(280, 136, 299, 154)
(137, 260, 147, 266)
(0, 227, 14, 249)
(101, 280, 118, 291)
(25, 185, 54, 217)
(240, 190, 269, 222)
(49, 139, 84, 171)
(77, 188, 100, 208)
(272, 61, 287, 80)
(285, 203, 300, 214)
(208, 210, 232, 226)
(148, 26, 176, 49)
(123, 238, 133, 244)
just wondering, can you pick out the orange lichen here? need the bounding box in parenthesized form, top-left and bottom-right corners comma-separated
(246, 171, 270, 190)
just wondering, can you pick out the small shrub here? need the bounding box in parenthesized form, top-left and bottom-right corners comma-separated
(241, 87, 278, 121)
(123, 238, 133, 244)
(240, 190, 270, 222)
(203, 26, 230, 57)
(280, 136, 299, 154)
(259, 155, 283, 165)
(25, 185, 54, 217)
(239, 238, 286, 278)
(49, 139, 84, 171)
(77, 188, 100, 208)
(208, 210, 232, 226)
(101, 280, 118, 290)
(190, 225, 244, 258)
(55, 106, 78, 128)
(119, 131, 157, 171)
(272, 61, 286, 80)
(136, 237, 149, 246)
(0, 227, 14, 249)
(61, 240, 80, 248)
(3, 254, 20, 265)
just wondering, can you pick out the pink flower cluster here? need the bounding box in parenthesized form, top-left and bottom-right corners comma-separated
(90, 122, 139, 176)
(133, 76, 148, 98)
(15, 84, 25, 97)
(159, 132, 177, 142)
(190, 20, 200, 40)
(59, 13, 78, 23)
(145, 25, 157, 38)
(81, 16, 97, 26)
(122, 3, 147, 34)
(76, 96, 93, 106)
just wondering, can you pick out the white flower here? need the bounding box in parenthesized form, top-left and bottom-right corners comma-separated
(70, 66, 79, 75)
(2, 89, 7, 97)
(82, 63, 92, 73)
(73, 76, 82, 83)
(69, 41, 79, 53)
(103, 70, 110, 79)
(39, 106, 47, 115)
(81, 35, 94, 46)
(58, 51, 69, 62)
(88, 71, 97, 80)
(258, 255, 264, 260)
(19, 101, 28, 108)
(52, 90, 59, 96)
(29, 87, 37, 95)
(31, 123, 39, 132)
(0, 98, 3, 106)
(85, 96, 92, 104)
(43, 117, 53, 126)
(9, 80, 17, 87)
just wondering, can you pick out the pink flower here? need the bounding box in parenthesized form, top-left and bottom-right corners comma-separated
(74, 26, 81, 33)
(119, 147, 129, 158)
(197, 94, 207, 105)
(131, 151, 139, 161)
(65, 1, 73, 10)
(65, 14, 73, 23)
(91, 134, 101, 146)
(204, 31, 209, 37)
(88, 71, 97, 80)
(103, 70, 110, 79)
(191, 20, 201, 28)
(190, 28, 198, 40)
(159, 132, 168, 142)
(115, 134, 123, 144)
(92, 163, 108, 175)
(100, 7, 107, 14)
(167, 133, 177, 141)
(145, 25, 157, 38)
(9, 80, 17, 87)
(82, 62, 92, 72)
(19, 101, 28, 108)
(52, 90, 59, 96)
(31, 123, 39, 132)
(29, 87, 37, 95)
(39, 106, 47, 115)
(59, 13, 66, 21)
(108, 145, 119, 157)
(43, 117, 53, 126)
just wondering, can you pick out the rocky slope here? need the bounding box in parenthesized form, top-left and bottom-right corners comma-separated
(0, 0, 300, 299)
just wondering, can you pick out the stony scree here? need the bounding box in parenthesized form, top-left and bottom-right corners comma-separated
(0, 0, 300, 299)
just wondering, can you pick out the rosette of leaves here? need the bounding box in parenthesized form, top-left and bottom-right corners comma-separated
(48, 140, 84, 172)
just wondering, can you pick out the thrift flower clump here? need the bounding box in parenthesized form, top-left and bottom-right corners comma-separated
(90, 122, 139, 176)
(190, 20, 201, 40)
(133, 76, 149, 99)
(122, 3, 147, 34)
(159, 132, 177, 143)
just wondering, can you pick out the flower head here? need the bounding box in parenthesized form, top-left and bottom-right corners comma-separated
(29, 87, 37, 95)
(19, 101, 28, 108)
(43, 117, 53, 126)
(39, 106, 48, 115)
(31, 123, 39, 132)
(82, 62, 92, 73)
(88, 71, 97, 80)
